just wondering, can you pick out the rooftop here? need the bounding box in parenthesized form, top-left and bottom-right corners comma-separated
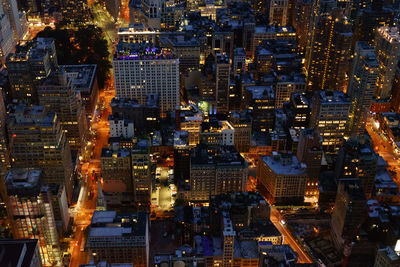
(114, 42, 176, 60)
(245, 86, 274, 100)
(262, 152, 306, 175)
(60, 64, 97, 92)
(0, 239, 40, 267)
(5, 169, 42, 196)
(318, 91, 350, 104)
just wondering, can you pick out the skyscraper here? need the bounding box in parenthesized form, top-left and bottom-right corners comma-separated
(374, 26, 400, 100)
(0, 3, 15, 64)
(1, 0, 23, 42)
(310, 91, 350, 153)
(305, 7, 352, 91)
(7, 104, 74, 201)
(113, 42, 179, 115)
(5, 169, 62, 266)
(346, 42, 378, 135)
(335, 136, 378, 198)
(331, 179, 367, 253)
(269, 0, 289, 26)
(215, 53, 230, 114)
(38, 70, 87, 151)
(131, 137, 152, 206)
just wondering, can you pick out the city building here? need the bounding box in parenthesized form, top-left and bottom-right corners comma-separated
(331, 179, 367, 253)
(215, 53, 230, 114)
(274, 74, 306, 108)
(335, 136, 378, 198)
(188, 145, 248, 202)
(291, 0, 313, 54)
(113, 42, 179, 115)
(283, 92, 311, 130)
(105, 0, 120, 20)
(0, 3, 15, 64)
(257, 152, 307, 205)
(110, 96, 160, 134)
(0, 239, 42, 267)
(117, 24, 156, 44)
(159, 35, 200, 74)
(374, 246, 400, 267)
(5, 169, 62, 266)
(200, 119, 234, 146)
(228, 111, 252, 153)
(101, 143, 132, 193)
(2, 0, 24, 42)
(244, 85, 275, 132)
(7, 38, 57, 103)
(296, 128, 323, 197)
(346, 42, 378, 135)
(269, 0, 289, 26)
(7, 104, 73, 201)
(305, 8, 353, 91)
(310, 91, 350, 153)
(87, 211, 149, 266)
(109, 115, 135, 138)
(38, 69, 87, 151)
(60, 64, 98, 119)
(131, 138, 152, 206)
(374, 27, 400, 100)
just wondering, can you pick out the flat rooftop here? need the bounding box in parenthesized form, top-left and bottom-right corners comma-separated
(262, 152, 306, 176)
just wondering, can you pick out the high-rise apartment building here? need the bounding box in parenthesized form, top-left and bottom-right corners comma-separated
(7, 38, 57, 103)
(131, 138, 152, 206)
(346, 42, 378, 135)
(374, 27, 400, 100)
(331, 179, 367, 253)
(296, 128, 322, 197)
(305, 7, 352, 91)
(310, 91, 350, 153)
(269, 0, 289, 26)
(215, 53, 230, 114)
(335, 136, 378, 198)
(257, 152, 307, 205)
(113, 43, 179, 115)
(5, 169, 62, 266)
(38, 70, 87, 150)
(189, 145, 248, 202)
(7, 105, 73, 201)
(0, 4, 15, 64)
(87, 211, 149, 266)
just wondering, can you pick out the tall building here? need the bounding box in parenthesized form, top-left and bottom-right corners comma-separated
(0, 239, 43, 267)
(374, 27, 400, 100)
(244, 86, 275, 132)
(38, 70, 87, 151)
(199, 119, 235, 147)
(346, 42, 378, 135)
(87, 211, 149, 266)
(113, 42, 179, 115)
(2, 0, 23, 42)
(274, 74, 306, 108)
(269, 0, 289, 26)
(228, 111, 252, 153)
(5, 169, 62, 266)
(215, 53, 230, 114)
(0, 3, 15, 64)
(6, 38, 57, 103)
(310, 91, 350, 153)
(283, 92, 311, 130)
(101, 144, 132, 193)
(0, 86, 8, 173)
(188, 145, 248, 202)
(257, 152, 307, 205)
(331, 179, 367, 253)
(7, 105, 73, 201)
(374, 246, 400, 267)
(305, 7, 352, 91)
(353, 0, 395, 47)
(335, 136, 378, 198)
(291, 0, 313, 54)
(296, 128, 323, 197)
(131, 137, 152, 206)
